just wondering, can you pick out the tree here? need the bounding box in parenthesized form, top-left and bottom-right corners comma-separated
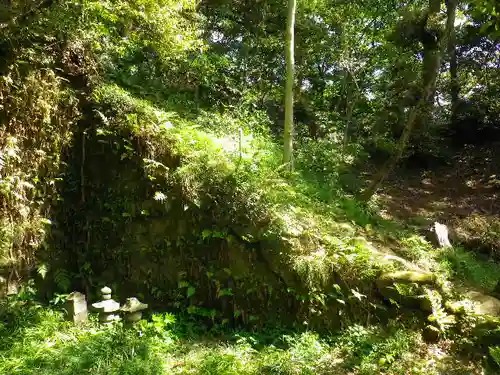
(447, 0, 459, 118)
(283, 0, 296, 168)
(362, 0, 450, 200)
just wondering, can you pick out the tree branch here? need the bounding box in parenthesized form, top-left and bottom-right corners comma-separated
(0, 0, 54, 31)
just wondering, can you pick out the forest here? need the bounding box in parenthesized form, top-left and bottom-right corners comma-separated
(1, 0, 500, 373)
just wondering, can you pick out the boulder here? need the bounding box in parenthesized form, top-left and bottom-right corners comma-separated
(444, 300, 468, 315)
(423, 325, 440, 342)
(419, 294, 434, 313)
(462, 290, 500, 316)
(377, 271, 437, 289)
(377, 271, 438, 309)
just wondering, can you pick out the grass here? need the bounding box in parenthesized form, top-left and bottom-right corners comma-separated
(0, 299, 170, 375)
(437, 246, 500, 292)
(0, 298, 486, 375)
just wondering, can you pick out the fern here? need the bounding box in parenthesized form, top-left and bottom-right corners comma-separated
(424, 287, 456, 332)
(54, 268, 71, 292)
(490, 346, 500, 367)
(37, 263, 48, 279)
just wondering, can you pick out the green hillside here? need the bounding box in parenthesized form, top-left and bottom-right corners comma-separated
(2, 0, 500, 373)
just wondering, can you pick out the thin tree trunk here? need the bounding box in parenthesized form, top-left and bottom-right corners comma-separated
(343, 101, 354, 148)
(343, 70, 360, 150)
(421, 0, 442, 114)
(361, 92, 432, 200)
(447, 0, 459, 117)
(362, 0, 451, 200)
(283, 0, 296, 168)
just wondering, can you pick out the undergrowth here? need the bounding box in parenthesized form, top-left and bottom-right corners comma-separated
(46, 82, 497, 327)
(437, 247, 500, 291)
(387, 230, 500, 291)
(0, 2, 499, 375)
(87, 83, 391, 296)
(0, 299, 485, 375)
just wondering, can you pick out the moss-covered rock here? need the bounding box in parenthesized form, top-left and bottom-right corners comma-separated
(444, 300, 468, 315)
(377, 271, 439, 310)
(453, 287, 500, 317)
(463, 290, 500, 316)
(419, 294, 434, 313)
(422, 324, 440, 342)
(377, 271, 437, 286)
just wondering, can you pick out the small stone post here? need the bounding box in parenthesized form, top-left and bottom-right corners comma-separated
(66, 291, 88, 324)
(92, 286, 121, 324)
(431, 222, 452, 248)
(120, 297, 148, 325)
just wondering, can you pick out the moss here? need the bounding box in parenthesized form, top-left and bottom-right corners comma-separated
(422, 325, 440, 342)
(376, 271, 439, 310)
(444, 300, 467, 315)
(378, 271, 437, 287)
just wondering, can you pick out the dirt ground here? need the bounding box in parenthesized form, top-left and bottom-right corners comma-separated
(377, 144, 500, 224)
(373, 143, 500, 254)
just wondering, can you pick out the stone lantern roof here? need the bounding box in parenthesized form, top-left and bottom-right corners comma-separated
(120, 297, 148, 313)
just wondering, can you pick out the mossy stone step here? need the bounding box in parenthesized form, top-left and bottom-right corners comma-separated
(377, 271, 439, 310)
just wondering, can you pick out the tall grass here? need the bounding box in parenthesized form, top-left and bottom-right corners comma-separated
(0, 299, 484, 375)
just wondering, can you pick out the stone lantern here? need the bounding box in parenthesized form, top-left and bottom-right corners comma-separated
(92, 286, 121, 324)
(120, 297, 148, 324)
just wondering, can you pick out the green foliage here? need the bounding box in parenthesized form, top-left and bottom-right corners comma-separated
(295, 137, 364, 193)
(396, 234, 445, 273)
(423, 288, 456, 334)
(0, 303, 169, 375)
(333, 324, 426, 374)
(0, 3, 499, 375)
(0, 289, 486, 375)
(399, 235, 434, 262)
(0, 67, 78, 270)
(437, 247, 500, 291)
(53, 268, 72, 292)
(490, 346, 500, 367)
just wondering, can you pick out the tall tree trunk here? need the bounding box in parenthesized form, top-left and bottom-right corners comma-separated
(343, 70, 359, 149)
(343, 78, 355, 150)
(283, 0, 296, 168)
(361, 89, 434, 200)
(362, 0, 451, 200)
(447, 0, 459, 118)
(420, 0, 442, 118)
